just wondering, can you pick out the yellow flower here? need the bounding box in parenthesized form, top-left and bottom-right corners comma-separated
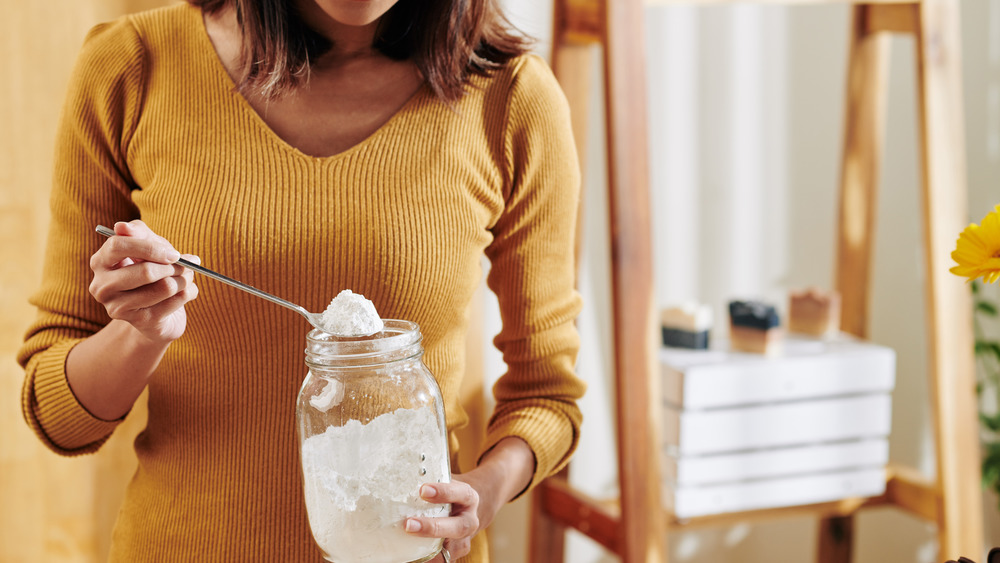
(951, 204, 1000, 284)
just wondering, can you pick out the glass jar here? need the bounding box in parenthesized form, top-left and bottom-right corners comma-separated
(296, 320, 451, 563)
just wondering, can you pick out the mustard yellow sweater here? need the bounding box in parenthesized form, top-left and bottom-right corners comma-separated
(18, 4, 584, 561)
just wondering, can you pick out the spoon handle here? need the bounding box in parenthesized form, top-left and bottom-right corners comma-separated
(95, 225, 309, 318)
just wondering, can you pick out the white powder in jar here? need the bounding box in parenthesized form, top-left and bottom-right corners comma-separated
(300, 406, 450, 563)
(308, 377, 344, 413)
(319, 289, 384, 337)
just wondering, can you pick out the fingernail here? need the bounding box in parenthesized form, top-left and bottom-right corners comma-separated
(188, 255, 202, 265)
(166, 249, 181, 262)
(421, 485, 437, 498)
(405, 519, 421, 532)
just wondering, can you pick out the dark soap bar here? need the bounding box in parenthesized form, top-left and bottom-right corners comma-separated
(728, 300, 780, 330)
(661, 328, 710, 349)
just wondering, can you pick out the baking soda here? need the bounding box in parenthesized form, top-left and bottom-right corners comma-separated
(319, 290, 384, 337)
(300, 406, 449, 563)
(309, 377, 344, 412)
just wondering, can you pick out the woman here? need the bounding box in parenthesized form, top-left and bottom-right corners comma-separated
(18, 0, 584, 560)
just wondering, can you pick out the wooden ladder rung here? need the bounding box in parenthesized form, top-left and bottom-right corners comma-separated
(556, 0, 602, 44)
(536, 478, 622, 554)
(865, 2, 919, 34)
(540, 462, 941, 552)
(883, 463, 941, 523)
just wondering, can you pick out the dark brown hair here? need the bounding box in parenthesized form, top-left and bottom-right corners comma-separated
(188, 0, 532, 102)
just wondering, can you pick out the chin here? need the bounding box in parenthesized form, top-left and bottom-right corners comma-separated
(311, 0, 399, 28)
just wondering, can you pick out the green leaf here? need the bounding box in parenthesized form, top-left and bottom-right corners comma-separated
(983, 457, 1000, 489)
(982, 441, 1000, 459)
(982, 412, 1000, 432)
(977, 301, 999, 316)
(970, 283, 1000, 489)
(975, 341, 1000, 362)
(982, 444, 1000, 488)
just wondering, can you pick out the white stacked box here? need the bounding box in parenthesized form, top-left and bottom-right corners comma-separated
(660, 334, 895, 519)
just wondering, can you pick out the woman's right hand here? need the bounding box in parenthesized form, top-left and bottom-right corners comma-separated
(89, 220, 199, 344)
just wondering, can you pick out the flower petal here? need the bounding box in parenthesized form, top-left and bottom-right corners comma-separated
(951, 204, 1000, 285)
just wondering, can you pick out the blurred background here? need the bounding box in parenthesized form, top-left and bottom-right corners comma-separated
(2, 0, 998, 561)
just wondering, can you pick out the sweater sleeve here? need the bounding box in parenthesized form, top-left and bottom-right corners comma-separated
(480, 55, 586, 493)
(17, 16, 147, 455)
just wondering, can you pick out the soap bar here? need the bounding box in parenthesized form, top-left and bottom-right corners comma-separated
(788, 287, 841, 337)
(660, 303, 712, 349)
(728, 300, 782, 355)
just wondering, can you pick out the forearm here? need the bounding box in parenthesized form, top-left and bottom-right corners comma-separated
(65, 319, 170, 421)
(468, 437, 535, 523)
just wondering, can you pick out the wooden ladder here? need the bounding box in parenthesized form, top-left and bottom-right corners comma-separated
(530, 0, 984, 561)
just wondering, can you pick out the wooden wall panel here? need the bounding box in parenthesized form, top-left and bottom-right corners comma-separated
(1, 2, 170, 562)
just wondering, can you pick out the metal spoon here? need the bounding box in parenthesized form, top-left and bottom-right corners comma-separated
(95, 224, 348, 335)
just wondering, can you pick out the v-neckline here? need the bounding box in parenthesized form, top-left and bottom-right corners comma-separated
(188, 4, 429, 162)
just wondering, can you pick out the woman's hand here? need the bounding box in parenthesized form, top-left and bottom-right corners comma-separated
(89, 220, 199, 343)
(65, 220, 201, 420)
(405, 437, 536, 561)
(405, 479, 481, 560)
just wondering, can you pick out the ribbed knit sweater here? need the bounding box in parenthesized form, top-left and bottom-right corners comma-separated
(18, 4, 584, 561)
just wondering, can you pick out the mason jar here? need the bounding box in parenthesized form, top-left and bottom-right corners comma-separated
(296, 320, 451, 563)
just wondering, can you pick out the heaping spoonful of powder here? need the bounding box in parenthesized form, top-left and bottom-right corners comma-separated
(318, 289, 384, 337)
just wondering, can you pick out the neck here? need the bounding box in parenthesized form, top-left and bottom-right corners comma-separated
(322, 21, 381, 60)
(294, 3, 382, 63)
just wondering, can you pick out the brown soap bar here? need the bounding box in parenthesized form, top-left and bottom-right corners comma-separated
(788, 287, 841, 337)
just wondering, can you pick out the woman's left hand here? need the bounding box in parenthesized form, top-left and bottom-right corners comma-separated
(405, 477, 483, 560)
(405, 437, 535, 561)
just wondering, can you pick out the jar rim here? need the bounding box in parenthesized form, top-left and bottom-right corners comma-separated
(305, 319, 422, 365)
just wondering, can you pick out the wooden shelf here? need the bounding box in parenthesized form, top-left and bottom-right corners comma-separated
(533, 0, 984, 561)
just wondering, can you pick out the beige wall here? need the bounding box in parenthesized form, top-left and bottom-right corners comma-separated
(1, 2, 169, 561)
